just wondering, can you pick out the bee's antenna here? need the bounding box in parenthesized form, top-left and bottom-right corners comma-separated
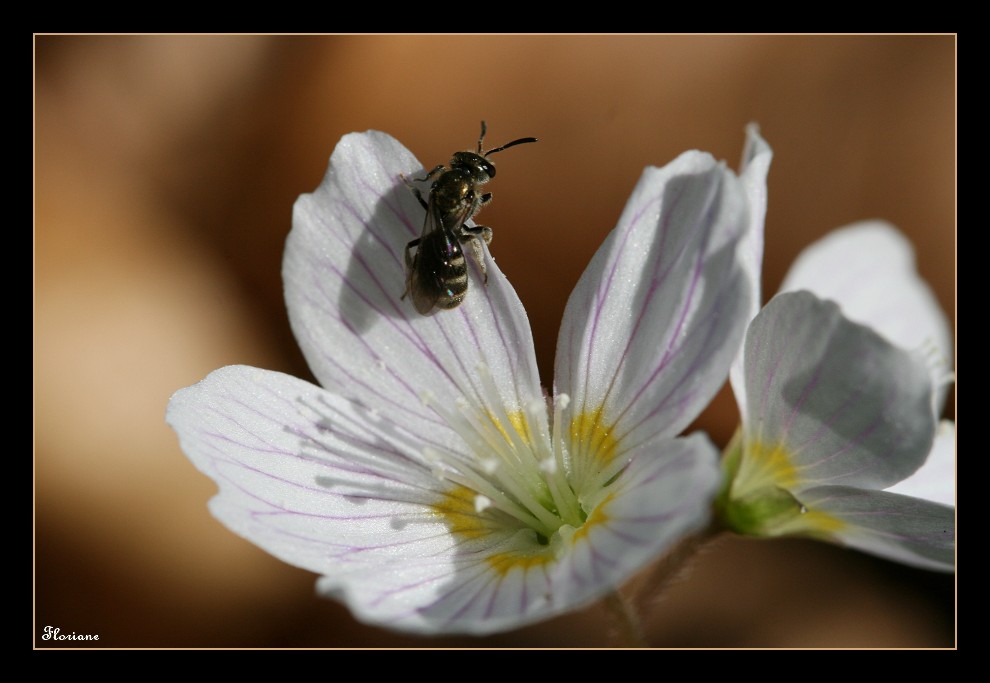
(477, 121, 488, 154)
(483, 136, 539, 157)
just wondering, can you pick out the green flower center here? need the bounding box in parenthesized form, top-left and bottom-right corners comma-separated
(717, 431, 845, 537)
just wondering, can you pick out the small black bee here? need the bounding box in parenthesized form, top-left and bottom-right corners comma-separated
(401, 121, 537, 315)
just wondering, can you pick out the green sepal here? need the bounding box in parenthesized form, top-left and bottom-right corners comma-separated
(720, 484, 806, 537)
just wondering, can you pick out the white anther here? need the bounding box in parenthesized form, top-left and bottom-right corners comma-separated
(556, 393, 571, 410)
(474, 495, 493, 513)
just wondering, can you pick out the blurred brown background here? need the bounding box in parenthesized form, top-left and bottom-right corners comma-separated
(35, 35, 955, 648)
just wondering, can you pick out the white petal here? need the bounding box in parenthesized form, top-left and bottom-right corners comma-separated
(554, 149, 753, 451)
(553, 432, 721, 605)
(886, 420, 956, 507)
(729, 124, 773, 420)
(168, 366, 456, 570)
(167, 365, 722, 635)
(780, 221, 953, 411)
(167, 365, 533, 634)
(285, 131, 545, 451)
(738, 122, 773, 325)
(795, 485, 954, 572)
(742, 292, 936, 491)
(341, 431, 722, 635)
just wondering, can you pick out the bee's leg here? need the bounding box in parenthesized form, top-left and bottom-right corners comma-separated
(461, 225, 493, 245)
(478, 192, 493, 209)
(418, 165, 446, 182)
(401, 238, 421, 299)
(400, 173, 431, 210)
(460, 226, 493, 285)
(403, 164, 445, 187)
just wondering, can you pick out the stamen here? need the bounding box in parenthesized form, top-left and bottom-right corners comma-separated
(422, 377, 562, 537)
(543, 393, 584, 526)
(437, 464, 554, 535)
(552, 393, 571, 476)
(422, 366, 604, 537)
(592, 450, 633, 489)
(554, 392, 588, 487)
(475, 364, 539, 471)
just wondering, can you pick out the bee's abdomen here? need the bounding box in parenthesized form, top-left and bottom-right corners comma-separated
(437, 253, 468, 309)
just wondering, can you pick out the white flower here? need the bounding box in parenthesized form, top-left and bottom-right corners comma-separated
(720, 222, 954, 571)
(167, 126, 771, 634)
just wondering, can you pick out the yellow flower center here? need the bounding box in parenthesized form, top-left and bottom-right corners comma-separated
(426, 372, 629, 573)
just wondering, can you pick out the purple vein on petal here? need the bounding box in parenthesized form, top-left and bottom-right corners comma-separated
(370, 555, 491, 613)
(343, 134, 421, 236)
(585, 543, 618, 584)
(444, 570, 503, 626)
(579, 193, 662, 415)
(202, 389, 429, 475)
(194, 388, 459, 503)
(779, 347, 826, 441)
(307, 306, 450, 426)
(788, 381, 866, 457)
(205, 437, 434, 504)
(306, 191, 481, 393)
(605, 178, 722, 434)
(621, 452, 695, 492)
(615, 276, 729, 448)
(357, 175, 420, 241)
(795, 345, 896, 477)
(302, 260, 449, 407)
(796, 396, 895, 484)
(475, 257, 530, 405)
(753, 300, 804, 445)
(358, 136, 427, 240)
(297, 530, 459, 555)
(594, 191, 684, 416)
(802, 491, 947, 543)
(339, 187, 406, 270)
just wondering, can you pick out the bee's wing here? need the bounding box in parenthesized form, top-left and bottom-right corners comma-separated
(406, 205, 467, 315)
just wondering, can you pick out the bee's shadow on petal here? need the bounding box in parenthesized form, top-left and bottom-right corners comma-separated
(337, 176, 427, 334)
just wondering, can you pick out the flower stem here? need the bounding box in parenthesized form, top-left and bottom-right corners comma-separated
(604, 590, 646, 648)
(632, 523, 724, 623)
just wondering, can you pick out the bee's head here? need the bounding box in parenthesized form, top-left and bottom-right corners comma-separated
(451, 151, 497, 181)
